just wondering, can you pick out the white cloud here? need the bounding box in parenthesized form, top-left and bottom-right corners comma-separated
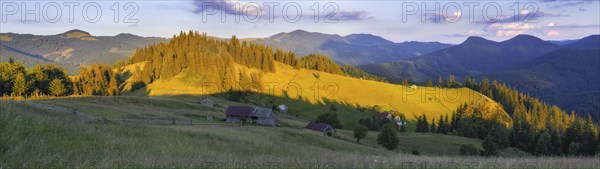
(487, 23, 537, 30)
(484, 23, 538, 37)
(495, 30, 527, 37)
(545, 30, 560, 36)
(191, 0, 371, 21)
(444, 30, 485, 37)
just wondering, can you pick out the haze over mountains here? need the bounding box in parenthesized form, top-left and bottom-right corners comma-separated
(0, 29, 167, 73)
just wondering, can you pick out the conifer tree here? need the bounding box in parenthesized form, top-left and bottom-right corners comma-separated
(49, 79, 66, 96)
(481, 134, 498, 156)
(377, 124, 399, 150)
(11, 73, 27, 96)
(108, 74, 119, 96)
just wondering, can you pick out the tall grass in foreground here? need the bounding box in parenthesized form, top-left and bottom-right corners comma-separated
(1, 103, 599, 168)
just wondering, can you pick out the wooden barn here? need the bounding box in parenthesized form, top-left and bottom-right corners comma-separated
(200, 99, 215, 107)
(277, 104, 288, 113)
(376, 112, 392, 120)
(225, 106, 276, 126)
(305, 122, 335, 137)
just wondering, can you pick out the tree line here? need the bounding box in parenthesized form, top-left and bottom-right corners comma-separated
(3, 31, 386, 97)
(119, 31, 385, 93)
(413, 76, 599, 156)
(1, 58, 120, 97)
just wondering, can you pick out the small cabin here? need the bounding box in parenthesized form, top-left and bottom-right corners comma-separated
(225, 106, 276, 126)
(305, 122, 335, 137)
(278, 104, 288, 113)
(395, 121, 407, 129)
(200, 99, 215, 107)
(376, 112, 392, 120)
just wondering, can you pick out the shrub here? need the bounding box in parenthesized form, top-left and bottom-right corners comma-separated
(353, 125, 368, 143)
(459, 144, 479, 156)
(316, 112, 342, 129)
(377, 124, 399, 150)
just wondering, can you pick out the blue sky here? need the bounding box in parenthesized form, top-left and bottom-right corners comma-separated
(1, 0, 599, 43)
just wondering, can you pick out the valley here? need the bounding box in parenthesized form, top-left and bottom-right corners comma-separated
(1, 30, 599, 168)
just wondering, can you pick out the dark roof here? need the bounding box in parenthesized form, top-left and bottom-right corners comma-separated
(225, 106, 253, 116)
(250, 107, 274, 118)
(305, 122, 332, 132)
(201, 99, 214, 103)
(377, 112, 390, 118)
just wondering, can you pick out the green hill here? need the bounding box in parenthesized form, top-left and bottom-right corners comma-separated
(7, 96, 581, 168)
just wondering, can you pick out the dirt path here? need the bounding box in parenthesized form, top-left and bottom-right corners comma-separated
(21, 101, 104, 122)
(17, 101, 236, 126)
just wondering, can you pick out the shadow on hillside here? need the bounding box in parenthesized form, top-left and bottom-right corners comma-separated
(116, 88, 390, 129)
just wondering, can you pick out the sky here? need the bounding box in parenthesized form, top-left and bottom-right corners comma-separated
(0, 0, 599, 43)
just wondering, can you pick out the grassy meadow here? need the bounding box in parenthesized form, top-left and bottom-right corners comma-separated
(0, 58, 593, 168)
(1, 98, 599, 168)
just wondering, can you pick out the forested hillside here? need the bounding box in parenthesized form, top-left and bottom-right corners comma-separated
(121, 31, 384, 90)
(487, 49, 600, 120)
(360, 34, 600, 120)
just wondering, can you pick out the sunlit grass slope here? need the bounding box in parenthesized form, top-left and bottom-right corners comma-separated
(144, 62, 508, 121)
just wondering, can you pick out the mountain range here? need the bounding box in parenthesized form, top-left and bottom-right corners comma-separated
(2, 29, 598, 119)
(249, 30, 452, 65)
(0, 29, 167, 73)
(360, 34, 600, 120)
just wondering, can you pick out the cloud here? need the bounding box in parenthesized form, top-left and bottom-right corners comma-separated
(475, 11, 567, 24)
(426, 11, 462, 24)
(192, 0, 262, 16)
(541, 0, 597, 8)
(484, 22, 539, 37)
(476, 22, 597, 38)
(191, 0, 372, 21)
(542, 23, 600, 29)
(545, 30, 560, 36)
(333, 9, 372, 21)
(540, 0, 596, 2)
(444, 30, 485, 37)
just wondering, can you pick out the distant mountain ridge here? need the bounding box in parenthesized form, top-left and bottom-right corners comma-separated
(565, 35, 600, 49)
(359, 34, 600, 120)
(250, 30, 453, 65)
(0, 30, 167, 73)
(487, 49, 600, 120)
(360, 34, 572, 82)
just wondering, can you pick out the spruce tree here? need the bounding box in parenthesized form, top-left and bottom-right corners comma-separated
(377, 124, 399, 150)
(535, 131, 551, 156)
(108, 74, 119, 96)
(481, 134, 498, 156)
(11, 73, 27, 96)
(426, 79, 433, 87)
(49, 79, 66, 96)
